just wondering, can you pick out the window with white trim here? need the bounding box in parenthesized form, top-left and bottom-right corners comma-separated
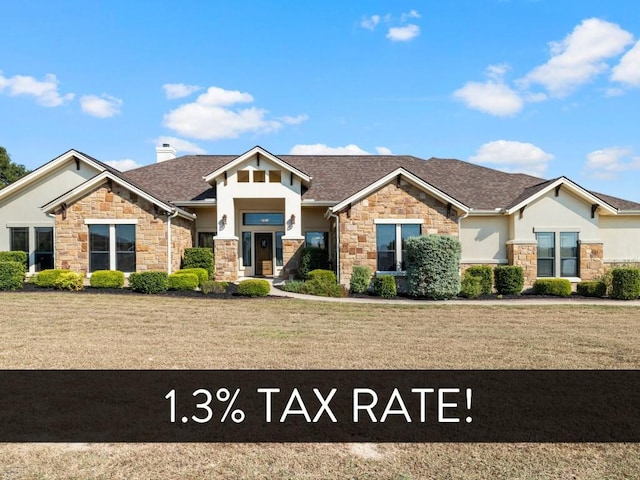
(89, 224, 136, 272)
(535, 231, 578, 278)
(376, 223, 421, 272)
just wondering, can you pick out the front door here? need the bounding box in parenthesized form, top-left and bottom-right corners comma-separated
(254, 233, 273, 276)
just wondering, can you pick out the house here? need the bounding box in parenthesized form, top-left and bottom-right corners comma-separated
(2, 145, 640, 288)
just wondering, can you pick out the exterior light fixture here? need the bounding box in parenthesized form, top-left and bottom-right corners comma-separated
(222, 214, 227, 225)
(290, 214, 296, 225)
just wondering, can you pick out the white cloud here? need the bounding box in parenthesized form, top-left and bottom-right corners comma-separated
(80, 94, 122, 118)
(290, 144, 371, 155)
(105, 159, 141, 171)
(163, 86, 283, 140)
(521, 18, 634, 97)
(279, 114, 309, 125)
(376, 146, 393, 155)
(584, 147, 640, 179)
(400, 10, 420, 22)
(156, 136, 206, 155)
(611, 40, 640, 87)
(162, 83, 202, 99)
(386, 24, 420, 42)
(0, 71, 74, 106)
(453, 69, 524, 117)
(361, 15, 380, 30)
(469, 140, 554, 177)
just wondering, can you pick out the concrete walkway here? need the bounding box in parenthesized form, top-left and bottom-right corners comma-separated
(266, 279, 640, 306)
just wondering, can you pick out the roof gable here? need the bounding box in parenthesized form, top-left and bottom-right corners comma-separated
(0, 149, 110, 202)
(202, 146, 311, 184)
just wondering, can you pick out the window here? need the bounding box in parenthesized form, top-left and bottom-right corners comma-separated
(243, 213, 284, 225)
(305, 231, 328, 249)
(536, 231, 578, 278)
(237, 170, 250, 183)
(276, 231, 284, 266)
(242, 232, 252, 266)
(89, 224, 136, 273)
(269, 170, 281, 183)
(197, 232, 216, 249)
(34, 227, 54, 271)
(376, 223, 420, 272)
(253, 170, 266, 182)
(10, 227, 29, 253)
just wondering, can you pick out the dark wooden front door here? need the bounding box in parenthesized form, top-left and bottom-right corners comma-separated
(254, 233, 273, 276)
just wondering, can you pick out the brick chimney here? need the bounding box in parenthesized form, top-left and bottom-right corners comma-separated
(156, 143, 176, 163)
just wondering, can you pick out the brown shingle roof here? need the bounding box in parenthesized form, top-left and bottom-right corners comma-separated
(122, 153, 640, 211)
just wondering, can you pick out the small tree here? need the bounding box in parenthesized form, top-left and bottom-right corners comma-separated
(0, 147, 30, 189)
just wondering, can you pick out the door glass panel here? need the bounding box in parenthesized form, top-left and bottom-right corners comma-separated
(242, 232, 252, 266)
(34, 227, 54, 271)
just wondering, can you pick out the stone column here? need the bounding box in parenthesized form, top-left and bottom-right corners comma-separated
(214, 238, 239, 281)
(506, 240, 537, 288)
(282, 238, 305, 280)
(579, 241, 604, 280)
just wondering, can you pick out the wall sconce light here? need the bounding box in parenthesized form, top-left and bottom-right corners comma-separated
(222, 214, 227, 225)
(290, 214, 296, 225)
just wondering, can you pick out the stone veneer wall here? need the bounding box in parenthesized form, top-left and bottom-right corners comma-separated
(579, 241, 604, 280)
(214, 238, 239, 281)
(55, 184, 193, 274)
(171, 215, 195, 273)
(282, 238, 305, 279)
(338, 181, 459, 286)
(506, 241, 537, 288)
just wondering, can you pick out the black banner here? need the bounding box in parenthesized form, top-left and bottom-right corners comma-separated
(1, 370, 638, 442)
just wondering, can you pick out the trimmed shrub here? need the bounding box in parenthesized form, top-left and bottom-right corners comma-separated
(128, 271, 169, 294)
(54, 271, 83, 291)
(0, 261, 25, 291)
(372, 275, 397, 299)
(349, 265, 372, 294)
(168, 272, 199, 291)
(32, 269, 67, 288)
(405, 235, 461, 300)
(201, 280, 228, 295)
(301, 278, 347, 297)
(0, 251, 28, 270)
(610, 267, 640, 300)
(296, 247, 329, 280)
(532, 278, 572, 297)
(280, 280, 306, 293)
(307, 269, 336, 284)
(182, 248, 214, 277)
(464, 265, 493, 295)
(494, 266, 524, 295)
(89, 270, 125, 288)
(176, 268, 209, 287)
(459, 275, 482, 299)
(577, 280, 607, 298)
(237, 279, 270, 297)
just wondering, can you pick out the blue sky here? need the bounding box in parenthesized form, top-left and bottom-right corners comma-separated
(2, 1, 640, 201)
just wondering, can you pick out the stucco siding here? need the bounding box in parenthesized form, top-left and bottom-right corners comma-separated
(459, 215, 508, 264)
(599, 215, 640, 262)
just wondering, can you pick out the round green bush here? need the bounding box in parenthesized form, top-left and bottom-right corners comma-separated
(168, 272, 199, 291)
(372, 275, 397, 299)
(176, 268, 209, 287)
(32, 269, 67, 288)
(459, 275, 482, 299)
(0, 261, 25, 291)
(494, 266, 524, 295)
(90, 270, 125, 288)
(349, 265, 372, 294)
(307, 269, 336, 284)
(576, 280, 607, 298)
(532, 278, 572, 297)
(54, 271, 84, 291)
(128, 271, 169, 294)
(610, 267, 640, 300)
(464, 265, 493, 295)
(237, 279, 270, 297)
